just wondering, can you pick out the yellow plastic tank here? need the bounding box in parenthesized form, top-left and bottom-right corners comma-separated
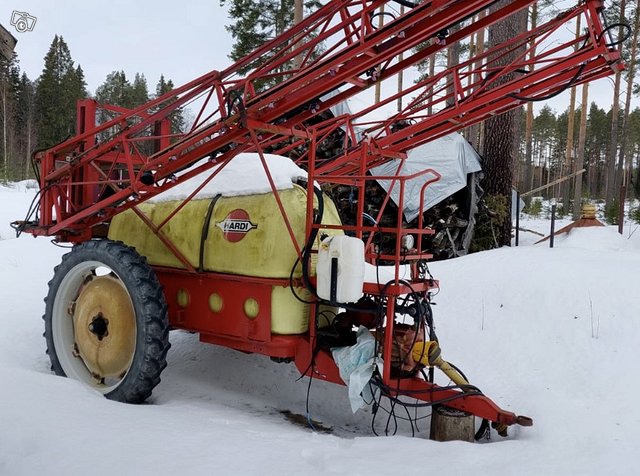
(108, 184, 343, 334)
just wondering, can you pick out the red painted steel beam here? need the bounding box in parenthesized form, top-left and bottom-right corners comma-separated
(22, 0, 622, 245)
(28, 0, 534, 240)
(307, 0, 621, 176)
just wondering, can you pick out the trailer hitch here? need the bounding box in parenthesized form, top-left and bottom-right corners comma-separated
(412, 340, 533, 434)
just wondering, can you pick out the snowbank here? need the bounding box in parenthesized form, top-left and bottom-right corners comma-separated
(2, 184, 640, 475)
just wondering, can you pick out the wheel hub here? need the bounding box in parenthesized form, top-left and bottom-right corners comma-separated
(88, 313, 109, 340)
(73, 275, 136, 379)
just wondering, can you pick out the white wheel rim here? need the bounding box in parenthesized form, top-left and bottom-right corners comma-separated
(51, 260, 137, 394)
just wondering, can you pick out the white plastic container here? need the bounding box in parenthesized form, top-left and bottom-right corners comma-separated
(316, 235, 365, 304)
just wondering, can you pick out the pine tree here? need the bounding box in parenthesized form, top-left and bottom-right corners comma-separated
(15, 72, 37, 179)
(155, 75, 185, 135)
(95, 71, 132, 109)
(131, 73, 149, 107)
(220, 0, 321, 81)
(35, 35, 87, 149)
(604, 0, 627, 207)
(95, 71, 150, 111)
(631, 107, 640, 198)
(478, 1, 528, 247)
(155, 74, 172, 97)
(0, 52, 20, 179)
(573, 84, 589, 219)
(532, 105, 558, 192)
(585, 103, 609, 198)
(522, 3, 538, 193)
(614, 4, 640, 214)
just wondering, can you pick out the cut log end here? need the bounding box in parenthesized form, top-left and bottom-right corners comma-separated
(430, 405, 475, 443)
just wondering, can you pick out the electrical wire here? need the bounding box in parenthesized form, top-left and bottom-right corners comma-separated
(11, 187, 44, 238)
(305, 365, 317, 431)
(369, 373, 483, 436)
(51, 239, 74, 249)
(288, 256, 316, 304)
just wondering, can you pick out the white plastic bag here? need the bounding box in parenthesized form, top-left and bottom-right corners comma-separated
(331, 326, 381, 412)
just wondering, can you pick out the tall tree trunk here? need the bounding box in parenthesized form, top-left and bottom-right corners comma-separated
(427, 55, 436, 116)
(397, 5, 405, 112)
(374, 5, 384, 104)
(293, 0, 302, 24)
(468, 10, 487, 151)
(561, 15, 581, 213)
(446, 24, 461, 107)
(463, 18, 476, 142)
(562, 86, 577, 208)
(482, 2, 527, 246)
(523, 3, 537, 193)
(292, 0, 304, 68)
(2, 81, 7, 179)
(605, 0, 626, 206)
(586, 153, 593, 198)
(25, 119, 32, 179)
(573, 83, 589, 219)
(615, 4, 639, 204)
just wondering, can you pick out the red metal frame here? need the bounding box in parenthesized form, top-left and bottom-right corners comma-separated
(25, 0, 554, 241)
(291, 0, 622, 176)
(19, 0, 624, 432)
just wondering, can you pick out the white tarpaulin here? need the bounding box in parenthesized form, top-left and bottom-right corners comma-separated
(371, 133, 482, 222)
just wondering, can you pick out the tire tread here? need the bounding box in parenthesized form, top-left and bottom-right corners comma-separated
(44, 239, 170, 404)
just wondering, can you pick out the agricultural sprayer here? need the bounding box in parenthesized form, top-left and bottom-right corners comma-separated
(13, 0, 623, 439)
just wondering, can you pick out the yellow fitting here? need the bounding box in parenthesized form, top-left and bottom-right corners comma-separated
(411, 341, 519, 437)
(411, 340, 440, 366)
(411, 341, 470, 388)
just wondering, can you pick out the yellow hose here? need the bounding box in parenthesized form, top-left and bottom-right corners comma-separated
(411, 341, 469, 387)
(411, 340, 510, 436)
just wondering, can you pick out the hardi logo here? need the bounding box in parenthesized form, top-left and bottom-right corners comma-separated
(216, 209, 258, 242)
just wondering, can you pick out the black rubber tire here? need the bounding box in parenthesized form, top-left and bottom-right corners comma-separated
(44, 239, 170, 403)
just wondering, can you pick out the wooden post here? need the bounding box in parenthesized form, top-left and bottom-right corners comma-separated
(618, 183, 626, 235)
(550, 204, 556, 248)
(515, 191, 520, 246)
(430, 405, 475, 442)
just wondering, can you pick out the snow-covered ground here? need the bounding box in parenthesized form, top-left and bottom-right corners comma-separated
(2, 181, 640, 476)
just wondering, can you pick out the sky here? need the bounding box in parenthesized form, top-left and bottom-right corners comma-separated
(3, 0, 235, 94)
(1, 0, 635, 118)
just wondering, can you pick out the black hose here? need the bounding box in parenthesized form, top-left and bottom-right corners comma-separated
(30, 148, 44, 184)
(11, 189, 41, 237)
(300, 185, 325, 298)
(370, 11, 397, 30)
(475, 418, 491, 441)
(599, 22, 631, 47)
(391, 0, 418, 8)
(199, 194, 221, 272)
(507, 63, 586, 103)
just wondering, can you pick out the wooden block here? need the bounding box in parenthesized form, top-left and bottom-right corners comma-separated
(430, 405, 475, 442)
